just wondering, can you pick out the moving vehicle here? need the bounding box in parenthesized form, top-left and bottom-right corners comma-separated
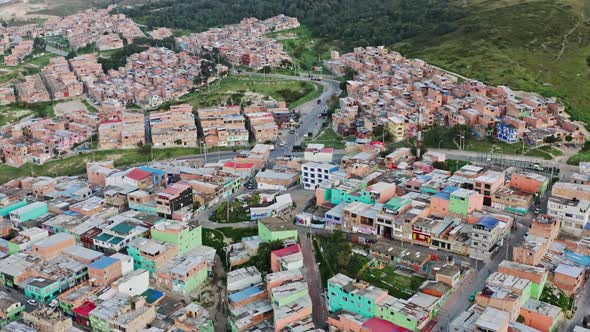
(289, 129, 295, 134)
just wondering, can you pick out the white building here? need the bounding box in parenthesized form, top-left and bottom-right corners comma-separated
(470, 216, 505, 262)
(113, 268, 149, 296)
(304, 144, 334, 163)
(301, 162, 341, 190)
(547, 196, 590, 237)
(227, 266, 262, 292)
(111, 253, 135, 275)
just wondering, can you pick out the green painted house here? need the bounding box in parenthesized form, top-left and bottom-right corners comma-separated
(0, 291, 24, 327)
(324, 182, 374, 206)
(271, 281, 308, 307)
(530, 272, 548, 299)
(127, 237, 177, 275)
(375, 295, 421, 331)
(150, 220, 202, 254)
(24, 277, 61, 303)
(8, 201, 48, 223)
(449, 188, 481, 216)
(0, 198, 27, 218)
(156, 252, 209, 294)
(382, 197, 412, 215)
(326, 273, 387, 318)
(258, 219, 298, 243)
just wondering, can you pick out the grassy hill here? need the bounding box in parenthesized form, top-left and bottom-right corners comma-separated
(125, 0, 590, 126)
(399, 0, 590, 126)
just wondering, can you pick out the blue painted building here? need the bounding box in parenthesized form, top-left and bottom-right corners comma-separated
(496, 122, 518, 144)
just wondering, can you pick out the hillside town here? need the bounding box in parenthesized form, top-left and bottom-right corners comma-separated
(0, 2, 590, 332)
(177, 15, 300, 70)
(325, 47, 584, 146)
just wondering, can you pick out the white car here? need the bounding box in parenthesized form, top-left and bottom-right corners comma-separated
(27, 299, 38, 306)
(279, 141, 286, 147)
(49, 300, 58, 308)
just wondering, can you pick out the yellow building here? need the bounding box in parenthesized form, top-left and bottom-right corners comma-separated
(387, 115, 406, 142)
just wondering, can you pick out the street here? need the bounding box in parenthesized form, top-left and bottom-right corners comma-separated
(434, 216, 531, 330)
(299, 230, 328, 329)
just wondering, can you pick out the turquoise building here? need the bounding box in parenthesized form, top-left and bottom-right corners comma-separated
(8, 201, 48, 223)
(326, 273, 387, 318)
(0, 198, 27, 218)
(24, 277, 61, 303)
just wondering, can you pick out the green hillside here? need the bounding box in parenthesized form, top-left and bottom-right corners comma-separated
(401, 0, 590, 125)
(124, 0, 590, 127)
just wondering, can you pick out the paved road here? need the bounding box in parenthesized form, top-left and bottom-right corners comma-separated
(243, 71, 340, 149)
(0, 284, 40, 313)
(434, 217, 531, 330)
(299, 229, 328, 329)
(564, 279, 590, 331)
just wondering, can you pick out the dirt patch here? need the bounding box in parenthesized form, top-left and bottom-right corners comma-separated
(0, 0, 53, 20)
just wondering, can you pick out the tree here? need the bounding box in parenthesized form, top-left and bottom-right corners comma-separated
(174, 139, 183, 145)
(543, 135, 558, 144)
(565, 135, 573, 142)
(251, 241, 283, 273)
(33, 37, 46, 51)
(66, 51, 77, 60)
(138, 142, 152, 154)
(248, 193, 261, 207)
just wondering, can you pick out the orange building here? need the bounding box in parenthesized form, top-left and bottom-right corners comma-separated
(519, 299, 562, 332)
(475, 288, 522, 320)
(553, 263, 584, 296)
(512, 235, 549, 266)
(510, 171, 548, 194)
(32, 233, 76, 259)
(529, 214, 560, 241)
(88, 256, 122, 286)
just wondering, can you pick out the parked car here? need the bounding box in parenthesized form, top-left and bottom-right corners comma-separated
(469, 291, 477, 302)
(534, 208, 541, 214)
(49, 299, 58, 308)
(27, 299, 38, 306)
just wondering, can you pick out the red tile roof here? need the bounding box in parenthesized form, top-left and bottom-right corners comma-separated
(73, 300, 96, 318)
(126, 168, 151, 181)
(271, 244, 301, 258)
